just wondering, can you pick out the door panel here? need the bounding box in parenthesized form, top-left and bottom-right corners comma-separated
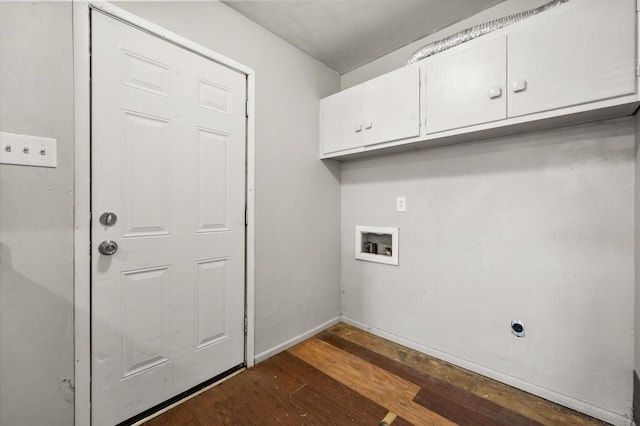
(121, 111, 173, 237)
(195, 258, 229, 348)
(197, 78, 232, 113)
(121, 49, 172, 97)
(426, 36, 507, 133)
(91, 11, 246, 426)
(121, 266, 172, 378)
(196, 129, 230, 232)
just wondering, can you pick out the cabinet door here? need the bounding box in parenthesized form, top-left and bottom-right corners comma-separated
(320, 85, 363, 155)
(508, 0, 636, 118)
(426, 36, 507, 134)
(363, 66, 420, 146)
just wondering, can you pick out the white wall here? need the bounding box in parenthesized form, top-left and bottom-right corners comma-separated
(1, 1, 340, 424)
(114, 1, 342, 358)
(0, 3, 75, 425)
(341, 118, 635, 423)
(339, 1, 636, 423)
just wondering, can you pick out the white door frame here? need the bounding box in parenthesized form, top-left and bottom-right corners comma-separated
(73, 3, 256, 424)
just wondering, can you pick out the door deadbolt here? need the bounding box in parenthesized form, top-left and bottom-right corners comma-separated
(100, 212, 118, 226)
(98, 240, 118, 256)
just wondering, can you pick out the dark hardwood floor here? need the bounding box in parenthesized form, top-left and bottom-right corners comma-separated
(143, 323, 607, 425)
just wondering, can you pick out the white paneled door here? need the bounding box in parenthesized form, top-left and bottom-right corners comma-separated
(91, 12, 247, 425)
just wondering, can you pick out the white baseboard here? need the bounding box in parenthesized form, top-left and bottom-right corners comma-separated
(341, 316, 633, 426)
(253, 316, 341, 364)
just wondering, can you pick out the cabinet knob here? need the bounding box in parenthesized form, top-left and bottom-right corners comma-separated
(512, 80, 527, 93)
(489, 87, 502, 99)
(354, 124, 362, 133)
(365, 121, 373, 130)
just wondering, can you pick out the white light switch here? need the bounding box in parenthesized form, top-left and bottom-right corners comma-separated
(396, 196, 406, 212)
(0, 131, 57, 168)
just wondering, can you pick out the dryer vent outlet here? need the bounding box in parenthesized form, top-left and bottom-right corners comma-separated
(511, 320, 525, 337)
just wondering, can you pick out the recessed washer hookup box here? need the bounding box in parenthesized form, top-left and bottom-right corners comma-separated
(355, 225, 398, 266)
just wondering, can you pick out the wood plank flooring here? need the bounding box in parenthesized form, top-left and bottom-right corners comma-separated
(143, 323, 607, 425)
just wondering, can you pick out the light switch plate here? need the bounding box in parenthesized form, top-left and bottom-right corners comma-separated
(396, 196, 406, 212)
(0, 131, 57, 168)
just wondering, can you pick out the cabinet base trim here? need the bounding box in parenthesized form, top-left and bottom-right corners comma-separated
(323, 97, 639, 161)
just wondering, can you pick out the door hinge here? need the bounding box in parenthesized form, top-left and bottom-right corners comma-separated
(244, 317, 248, 334)
(636, 0, 639, 12)
(245, 100, 249, 118)
(636, 63, 640, 77)
(244, 206, 248, 226)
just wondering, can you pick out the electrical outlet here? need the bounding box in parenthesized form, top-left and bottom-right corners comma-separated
(396, 196, 406, 212)
(511, 320, 525, 337)
(0, 132, 57, 168)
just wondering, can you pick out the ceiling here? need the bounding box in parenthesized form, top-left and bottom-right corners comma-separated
(222, 0, 504, 74)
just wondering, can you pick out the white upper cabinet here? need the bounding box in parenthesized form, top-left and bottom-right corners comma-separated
(426, 36, 507, 134)
(362, 66, 421, 146)
(320, 85, 364, 155)
(320, 66, 420, 155)
(320, 0, 638, 160)
(507, 0, 636, 118)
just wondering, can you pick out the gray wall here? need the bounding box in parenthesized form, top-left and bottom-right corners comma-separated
(339, 1, 636, 421)
(0, 3, 75, 425)
(1, 1, 341, 424)
(114, 0, 342, 360)
(341, 119, 635, 421)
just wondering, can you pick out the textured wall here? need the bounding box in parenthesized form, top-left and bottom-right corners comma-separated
(1, 1, 341, 423)
(0, 3, 75, 425)
(341, 118, 635, 423)
(339, 1, 635, 421)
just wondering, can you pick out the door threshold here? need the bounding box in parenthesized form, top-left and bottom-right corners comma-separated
(119, 364, 246, 426)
